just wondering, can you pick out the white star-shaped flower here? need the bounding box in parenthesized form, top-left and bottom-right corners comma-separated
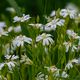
(60, 3, 78, 19)
(36, 33, 54, 46)
(67, 30, 80, 39)
(44, 18, 65, 31)
(12, 35, 32, 47)
(13, 14, 31, 22)
(0, 28, 8, 37)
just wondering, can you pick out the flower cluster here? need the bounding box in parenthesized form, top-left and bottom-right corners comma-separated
(0, 3, 80, 80)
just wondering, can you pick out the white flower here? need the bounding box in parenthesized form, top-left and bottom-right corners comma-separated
(0, 22, 6, 28)
(20, 54, 33, 65)
(60, 3, 78, 19)
(8, 26, 13, 32)
(29, 23, 43, 29)
(50, 10, 56, 17)
(0, 63, 5, 70)
(44, 65, 58, 73)
(71, 45, 77, 52)
(53, 69, 60, 77)
(0, 28, 8, 37)
(61, 71, 69, 78)
(36, 33, 54, 46)
(44, 18, 65, 31)
(11, 55, 19, 60)
(5, 55, 11, 59)
(5, 55, 19, 60)
(56, 19, 65, 26)
(12, 35, 32, 47)
(60, 9, 68, 18)
(0, 55, 18, 71)
(65, 62, 73, 70)
(36, 72, 48, 80)
(13, 16, 21, 22)
(6, 61, 15, 70)
(63, 41, 72, 52)
(45, 21, 57, 31)
(43, 26, 53, 31)
(20, 14, 31, 22)
(6, 7, 15, 13)
(67, 30, 80, 39)
(65, 59, 78, 70)
(71, 59, 78, 63)
(63, 41, 77, 52)
(13, 14, 31, 22)
(14, 25, 21, 33)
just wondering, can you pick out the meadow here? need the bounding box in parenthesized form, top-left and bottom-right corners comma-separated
(0, 0, 80, 80)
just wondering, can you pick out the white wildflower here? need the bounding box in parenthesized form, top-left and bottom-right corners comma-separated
(13, 14, 31, 22)
(36, 72, 48, 80)
(63, 41, 72, 52)
(29, 23, 43, 29)
(50, 10, 56, 17)
(60, 9, 68, 18)
(0, 22, 6, 28)
(8, 26, 13, 32)
(14, 25, 21, 33)
(45, 65, 58, 73)
(65, 62, 73, 70)
(71, 45, 77, 52)
(66, 3, 78, 12)
(12, 35, 32, 47)
(43, 26, 53, 31)
(36, 33, 54, 46)
(61, 71, 69, 78)
(60, 3, 78, 19)
(11, 55, 19, 60)
(6, 61, 15, 70)
(0, 28, 8, 37)
(13, 16, 21, 22)
(0, 61, 16, 71)
(0, 55, 18, 71)
(20, 54, 33, 65)
(56, 19, 65, 26)
(44, 18, 65, 31)
(0, 63, 5, 70)
(53, 69, 60, 77)
(5, 55, 11, 60)
(20, 14, 31, 22)
(65, 59, 78, 70)
(60, 9, 77, 19)
(67, 30, 80, 39)
(5, 55, 19, 60)
(71, 59, 78, 63)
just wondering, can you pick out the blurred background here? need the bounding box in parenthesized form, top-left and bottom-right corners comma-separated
(0, 0, 80, 17)
(0, 0, 80, 16)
